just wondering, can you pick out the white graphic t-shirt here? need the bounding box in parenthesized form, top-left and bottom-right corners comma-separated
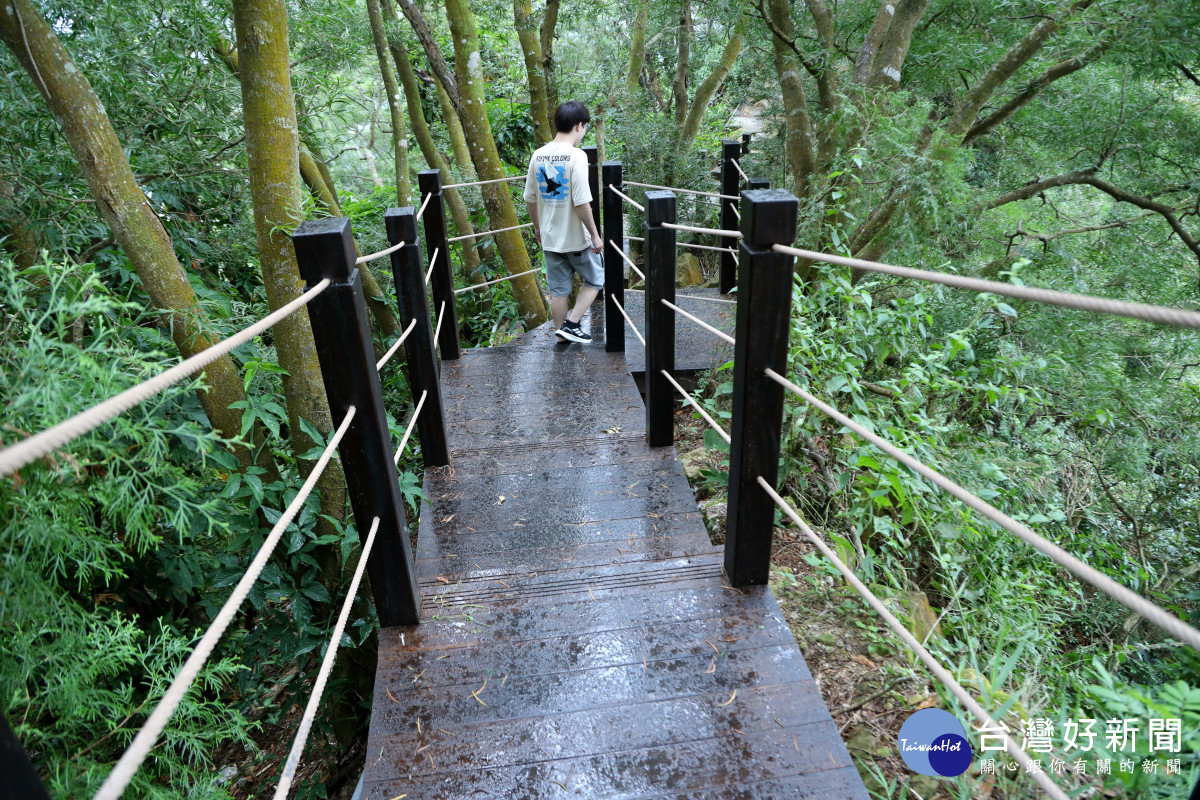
(523, 141, 593, 253)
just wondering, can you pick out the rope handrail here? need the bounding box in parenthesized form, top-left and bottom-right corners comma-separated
(676, 240, 737, 255)
(625, 289, 736, 305)
(394, 390, 428, 465)
(356, 241, 405, 265)
(273, 515, 380, 800)
(0, 279, 331, 477)
(764, 367, 1200, 651)
(424, 247, 440, 287)
(454, 267, 540, 294)
(375, 318, 417, 372)
(449, 222, 533, 243)
(623, 181, 738, 201)
(662, 299, 736, 345)
(772, 245, 1200, 329)
(729, 204, 741, 221)
(608, 294, 646, 347)
(441, 174, 525, 191)
(414, 191, 433, 222)
(433, 301, 446, 344)
(607, 184, 645, 213)
(662, 370, 731, 445)
(609, 239, 646, 282)
(756, 477, 1070, 800)
(662, 222, 743, 238)
(93, 405, 358, 800)
(730, 158, 750, 183)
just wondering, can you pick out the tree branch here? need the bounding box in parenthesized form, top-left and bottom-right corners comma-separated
(392, 0, 462, 114)
(1177, 63, 1200, 87)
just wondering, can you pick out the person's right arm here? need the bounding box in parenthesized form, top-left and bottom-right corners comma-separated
(527, 202, 541, 246)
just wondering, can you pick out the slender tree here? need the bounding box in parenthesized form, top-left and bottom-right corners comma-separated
(514, 0, 554, 145)
(366, 0, 412, 205)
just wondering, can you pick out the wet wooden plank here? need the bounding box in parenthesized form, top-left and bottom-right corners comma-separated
(619, 289, 736, 374)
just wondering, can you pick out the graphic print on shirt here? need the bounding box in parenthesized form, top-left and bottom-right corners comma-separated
(537, 164, 569, 200)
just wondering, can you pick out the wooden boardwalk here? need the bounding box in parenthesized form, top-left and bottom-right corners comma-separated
(361, 304, 867, 799)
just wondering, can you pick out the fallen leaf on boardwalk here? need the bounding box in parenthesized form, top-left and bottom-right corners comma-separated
(704, 657, 716, 674)
(718, 690, 738, 706)
(386, 688, 399, 704)
(471, 679, 488, 705)
(602, 426, 622, 434)
(416, 717, 422, 733)
(589, 588, 596, 600)
(495, 495, 506, 505)
(494, 581, 510, 588)
(388, 795, 408, 800)
(441, 515, 455, 522)
(705, 640, 721, 654)
(436, 576, 451, 584)
(501, 673, 508, 687)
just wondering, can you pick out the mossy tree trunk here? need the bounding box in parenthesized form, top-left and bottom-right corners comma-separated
(676, 17, 745, 153)
(0, 0, 278, 479)
(366, 0, 411, 205)
(625, 0, 650, 94)
(539, 0, 561, 122)
(0, 168, 37, 270)
(514, 0, 553, 145)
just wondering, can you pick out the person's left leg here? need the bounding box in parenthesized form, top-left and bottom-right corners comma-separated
(551, 294, 570, 330)
(564, 249, 605, 326)
(565, 284, 600, 324)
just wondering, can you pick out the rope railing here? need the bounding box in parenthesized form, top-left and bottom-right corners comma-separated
(662, 299, 736, 345)
(662, 370, 731, 445)
(449, 222, 533, 243)
(453, 266, 541, 294)
(414, 191, 433, 222)
(273, 515, 381, 800)
(626, 289, 737, 306)
(356, 241, 405, 265)
(662, 222, 743, 238)
(773, 245, 1200, 329)
(0, 280, 331, 477)
(729, 203, 741, 221)
(608, 294, 646, 347)
(756, 477, 1070, 800)
(607, 184, 645, 213)
(609, 239, 646, 282)
(93, 405, 358, 800)
(676, 241, 737, 254)
(730, 158, 750, 184)
(763, 367, 1200, 651)
(394, 390, 428, 465)
(375, 317, 417, 372)
(424, 247, 439, 287)
(441, 174, 525, 191)
(433, 301, 446, 344)
(623, 181, 738, 201)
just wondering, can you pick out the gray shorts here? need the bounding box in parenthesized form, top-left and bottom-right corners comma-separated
(544, 249, 604, 297)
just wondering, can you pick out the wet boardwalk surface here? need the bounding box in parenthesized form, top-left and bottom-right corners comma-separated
(362, 302, 867, 799)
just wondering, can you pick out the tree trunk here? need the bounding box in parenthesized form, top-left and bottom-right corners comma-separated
(381, 2, 487, 291)
(625, 0, 650, 94)
(0, 168, 37, 269)
(0, 0, 278, 479)
(367, 0, 411, 205)
(676, 18, 745, 153)
(672, 0, 692, 131)
(514, 0, 554, 145)
(540, 0, 561, 123)
(767, 0, 817, 192)
(436, 76, 475, 179)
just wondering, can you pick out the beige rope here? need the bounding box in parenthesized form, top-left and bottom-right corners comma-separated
(0, 280, 331, 477)
(356, 241, 405, 265)
(433, 301, 446, 344)
(662, 222, 742, 238)
(662, 370, 730, 445)
(394, 390, 428, 465)
(609, 239, 646, 281)
(424, 247, 440, 287)
(730, 158, 750, 183)
(449, 222, 532, 243)
(757, 478, 1071, 800)
(628, 235, 645, 242)
(607, 185, 645, 213)
(729, 202, 741, 221)
(414, 191, 433, 222)
(273, 515, 381, 800)
(625, 289, 736, 306)
(93, 406, 358, 800)
(662, 299, 736, 345)
(773, 245, 1200, 329)
(454, 267, 541, 294)
(764, 367, 1200, 651)
(623, 181, 738, 201)
(608, 294, 646, 347)
(676, 240, 737, 254)
(375, 317, 418, 372)
(442, 174, 525, 190)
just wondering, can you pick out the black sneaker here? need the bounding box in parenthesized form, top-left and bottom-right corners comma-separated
(556, 319, 592, 343)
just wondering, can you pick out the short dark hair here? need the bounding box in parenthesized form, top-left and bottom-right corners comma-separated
(553, 101, 590, 133)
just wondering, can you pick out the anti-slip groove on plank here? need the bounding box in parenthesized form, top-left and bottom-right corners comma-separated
(365, 299, 868, 799)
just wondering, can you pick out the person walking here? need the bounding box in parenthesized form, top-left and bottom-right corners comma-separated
(523, 101, 604, 343)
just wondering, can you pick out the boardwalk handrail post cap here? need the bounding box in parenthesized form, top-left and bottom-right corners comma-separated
(645, 190, 676, 225)
(740, 189, 799, 246)
(417, 169, 443, 192)
(293, 217, 356, 283)
(384, 206, 419, 241)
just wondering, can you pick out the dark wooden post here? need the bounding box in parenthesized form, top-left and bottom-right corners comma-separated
(741, 132, 752, 154)
(418, 169, 460, 360)
(719, 139, 742, 294)
(385, 207, 450, 468)
(748, 178, 770, 191)
(292, 217, 422, 626)
(1, 708, 50, 800)
(583, 145, 601, 239)
(602, 161, 625, 353)
(645, 190, 676, 448)
(725, 189, 799, 586)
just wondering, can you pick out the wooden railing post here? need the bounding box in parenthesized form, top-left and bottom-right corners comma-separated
(385, 207, 450, 468)
(645, 190, 676, 447)
(749, 178, 769, 191)
(583, 145, 601, 240)
(719, 139, 742, 294)
(417, 169, 460, 360)
(741, 132, 752, 155)
(1, 708, 50, 800)
(292, 217, 422, 626)
(725, 189, 800, 586)
(602, 160, 624, 353)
